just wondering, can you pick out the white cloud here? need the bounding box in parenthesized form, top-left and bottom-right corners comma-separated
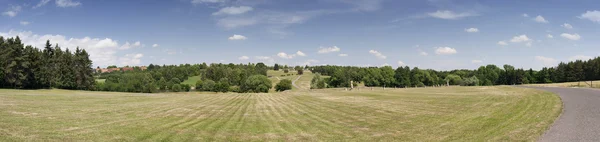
(217, 18, 258, 29)
(213, 6, 253, 15)
(497, 41, 508, 46)
(56, 0, 81, 7)
(255, 56, 271, 60)
(526, 42, 532, 47)
(535, 56, 557, 67)
(560, 33, 581, 41)
(464, 28, 479, 33)
(215, 10, 320, 30)
(471, 60, 483, 64)
(2, 6, 21, 17)
(397, 61, 406, 66)
(338, 0, 384, 11)
(318, 46, 341, 54)
(547, 34, 553, 38)
(579, 10, 600, 23)
(277, 52, 294, 59)
(428, 10, 477, 20)
(33, 0, 51, 8)
(152, 44, 159, 48)
(119, 41, 143, 50)
(276, 51, 305, 59)
(0, 30, 146, 67)
(255, 56, 275, 63)
(165, 49, 178, 55)
(228, 34, 247, 40)
(533, 15, 549, 23)
(522, 13, 529, 17)
(238, 56, 249, 60)
(338, 54, 348, 57)
(420, 51, 428, 56)
(301, 59, 320, 66)
(569, 55, 592, 61)
(296, 51, 306, 56)
(20, 21, 30, 26)
(369, 50, 387, 59)
(192, 0, 226, 4)
(510, 35, 531, 43)
(562, 23, 573, 29)
(435, 47, 457, 55)
(119, 53, 143, 66)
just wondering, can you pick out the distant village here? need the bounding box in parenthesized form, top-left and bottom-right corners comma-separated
(95, 66, 147, 73)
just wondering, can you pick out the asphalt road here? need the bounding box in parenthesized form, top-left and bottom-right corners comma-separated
(522, 86, 600, 142)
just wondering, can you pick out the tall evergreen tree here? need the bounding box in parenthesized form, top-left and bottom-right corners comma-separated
(4, 37, 26, 88)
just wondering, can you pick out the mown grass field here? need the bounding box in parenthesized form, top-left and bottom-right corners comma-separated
(0, 86, 561, 141)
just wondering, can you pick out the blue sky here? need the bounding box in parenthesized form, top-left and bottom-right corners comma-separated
(1, 0, 600, 70)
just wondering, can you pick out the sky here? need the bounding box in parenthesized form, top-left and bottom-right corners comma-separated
(1, 0, 600, 70)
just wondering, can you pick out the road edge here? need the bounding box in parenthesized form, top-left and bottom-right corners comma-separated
(516, 86, 565, 141)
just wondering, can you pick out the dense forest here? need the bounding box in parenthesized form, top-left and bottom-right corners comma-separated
(96, 63, 272, 93)
(310, 58, 600, 88)
(0, 36, 95, 90)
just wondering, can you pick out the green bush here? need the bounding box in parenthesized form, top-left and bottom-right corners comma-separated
(202, 80, 216, 91)
(215, 78, 230, 93)
(143, 83, 158, 93)
(275, 79, 292, 92)
(462, 76, 479, 86)
(171, 84, 182, 92)
(170, 78, 181, 84)
(195, 80, 203, 91)
(181, 84, 191, 92)
(229, 86, 241, 93)
(284, 69, 289, 73)
(241, 75, 272, 93)
(311, 73, 326, 89)
(416, 82, 425, 87)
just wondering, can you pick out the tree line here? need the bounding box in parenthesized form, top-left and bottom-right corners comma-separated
(0, 36, 95, 90)
(96, 62, 274, 93)
(310, 57, 600, 88)
(4, 35, 600, 92)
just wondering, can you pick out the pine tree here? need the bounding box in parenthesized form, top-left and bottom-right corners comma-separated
(52, 45, 64, 88)
(23, 45, 43, 88)
(60, 48, 76, 89)
(79, 49, 95, 90)
(0, 36, 6, 87)
(41, 40, 54, 88)
(5, 37, 27, 88)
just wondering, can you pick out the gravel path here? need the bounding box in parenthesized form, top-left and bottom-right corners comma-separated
(292, 75, 302, 90)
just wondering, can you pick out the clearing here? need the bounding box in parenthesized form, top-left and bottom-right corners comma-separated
(181, 75, 202, 86)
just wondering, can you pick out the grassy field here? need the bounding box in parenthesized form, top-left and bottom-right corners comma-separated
(181, 75, 202, 86)
(0, 86, 561, 141)
(525, 80, 600, 88)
